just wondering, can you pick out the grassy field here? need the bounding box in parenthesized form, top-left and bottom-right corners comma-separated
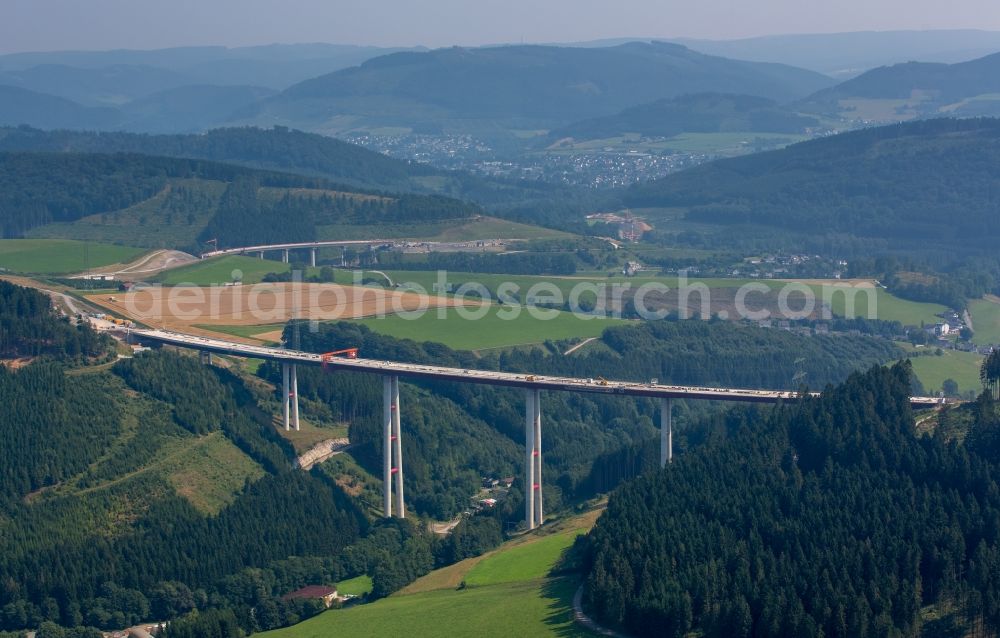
(428, 217, 573, 241)
(164, 264, 945, 351)
(164, 433, 266, 514)
(379, 271, 945, 325)
(318, 216, 571, 243)
(261, 509, 602, 638)
(819, 285, 945, 325)
(970, 297, 1000, 345)
(0, 239, 146, 275)
(263, 577, 584, 638)
(151, 257, 944, 329)
(464, 530, 583, 586)
(351, 308, 629, 350)
(195, 323, 286, 342)
(907, 350, 984, 396)
(337, 575, 373, 597)
(156, 255, 291, 285)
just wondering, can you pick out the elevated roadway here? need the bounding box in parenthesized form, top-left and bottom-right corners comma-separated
(132, 328, 946, 408)
(131, 327, 949, 529)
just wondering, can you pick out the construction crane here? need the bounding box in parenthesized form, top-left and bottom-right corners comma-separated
(321, 348, 360, 370)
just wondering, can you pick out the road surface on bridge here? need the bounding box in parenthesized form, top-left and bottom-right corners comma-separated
(132, 328, 947, 408)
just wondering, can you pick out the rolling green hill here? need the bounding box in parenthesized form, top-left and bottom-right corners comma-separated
(261, 511, 598, 638)
(0, 333, 367, 634)
(0, 84, 123, 130)
(0, 150, 483, 250)
(798, 51, 1000, 120)
(116, 84, 277, 133)
(549, 93, 820, 142)
(239, 42, 833, 137)
(0, 126, 597, 224)
(0, 238, 146, 274)
(627, 118, 1000, 256)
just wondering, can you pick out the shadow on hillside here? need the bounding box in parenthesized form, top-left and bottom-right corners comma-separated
(540, 576, 591, 637)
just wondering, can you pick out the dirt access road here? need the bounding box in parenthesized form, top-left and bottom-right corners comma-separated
(74, 249, 197, 280)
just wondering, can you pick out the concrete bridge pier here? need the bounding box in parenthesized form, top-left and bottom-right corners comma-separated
(525, 388, 543, 530)
(383, 375, 405, 518)
(282, 249, 289, 264)
(199, 350, 212, 365)
(310, 248, 317, 268)
(660, 398, 673, 467)
(281, 363, 300, 431)
(282, 364, 290, 430)
(258, 251, 265, 259)
(290, 364, 300, 431)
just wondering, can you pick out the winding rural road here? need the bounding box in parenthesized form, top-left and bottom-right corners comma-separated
(573, 585, 629, 637)
(563, 337, 598, 356)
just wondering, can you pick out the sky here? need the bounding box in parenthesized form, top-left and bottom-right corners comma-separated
(2, 0, 1000, 53)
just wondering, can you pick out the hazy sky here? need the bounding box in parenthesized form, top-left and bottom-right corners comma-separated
(3, 0, 1000, 53)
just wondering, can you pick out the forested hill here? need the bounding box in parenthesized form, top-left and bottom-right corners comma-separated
(798, 51, 1000, 119)
(0, 285, 369, 634)
(0, 280, 107, 359)
(0, 85, 123, 130)
(0, 126, 432, 193)
(244, 42, 832, 135)
(0, 151, 481, 247)
(583, 363, 1000, 637)
(626, 117, 1000, 254)
(0, 126, 594, 219)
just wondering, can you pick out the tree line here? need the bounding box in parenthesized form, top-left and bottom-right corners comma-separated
(0, 281, 107, 359)
(583, 362, 1000, 637)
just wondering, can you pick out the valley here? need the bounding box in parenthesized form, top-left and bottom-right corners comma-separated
(1, 20, 1000, 638)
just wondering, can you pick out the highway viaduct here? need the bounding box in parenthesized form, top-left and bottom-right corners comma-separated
(132, 328, 948, 531)
(202, 239, 397, 267)
(200, 238, 514, 267)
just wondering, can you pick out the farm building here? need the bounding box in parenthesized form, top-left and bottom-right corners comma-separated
(282, 585, 339, 608)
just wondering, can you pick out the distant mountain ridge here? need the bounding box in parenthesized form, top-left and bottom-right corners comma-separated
(0, 44, 421, 133)
(672, 29, 1000, 78)
(798, 52, 1000, 120)
(240, 42, 834, 137)
(0, 82, 279, 133)
(0, 85, 123, 130)
(0, 43, 421, 91)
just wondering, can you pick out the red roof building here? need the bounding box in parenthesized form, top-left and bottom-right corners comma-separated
(282, 585, 339, 607)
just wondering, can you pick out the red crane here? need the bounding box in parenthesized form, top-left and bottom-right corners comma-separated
(321, 348, 359, 370)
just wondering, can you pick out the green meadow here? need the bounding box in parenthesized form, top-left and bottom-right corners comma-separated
(261, 577, 584, 638)
(0, 239, 145, 275)
(336, 574, 373, 597)
(156, 255, 291, 285)
(351, 308, 628, 351)
(907, 349, 984, 397)
(261, 516, 593, 638)
(969, 298, 1000, 345)
(464, 529, 582, 586)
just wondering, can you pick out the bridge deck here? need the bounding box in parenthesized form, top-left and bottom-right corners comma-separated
(201, 239, 399, 259)
(132, 329, 946, 408)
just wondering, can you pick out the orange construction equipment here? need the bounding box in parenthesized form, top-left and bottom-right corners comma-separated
(321, 348, 359, 369)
